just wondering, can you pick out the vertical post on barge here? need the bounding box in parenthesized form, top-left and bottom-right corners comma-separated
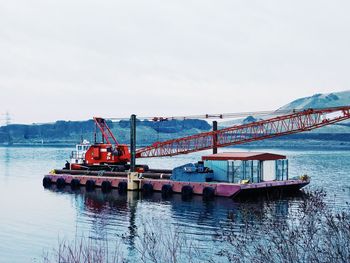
(130, 114, 136, 172)
(213, 121, 218, 154)
(128, 114, 140, 191)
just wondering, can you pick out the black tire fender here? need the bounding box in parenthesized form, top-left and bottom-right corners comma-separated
(181, 185, 193, 199)
(203, 187, 215, 200)
(101, 181, 112, 193)
(43, 177, 52, 188)
(161, 184, 173, 197)
(70, 179, 80, 189)
(85, 180, 96, 190)
(56, 178, 66, 188)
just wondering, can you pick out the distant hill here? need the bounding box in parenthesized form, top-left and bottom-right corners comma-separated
(279, 90, 350, 111)
(278, 90, 350, 133)
(221, 90, 350, 133)
(1, 90, 350, 146)
(0, 119, 211, 146)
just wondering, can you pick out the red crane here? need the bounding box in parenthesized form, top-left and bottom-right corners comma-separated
(136, 106, 350, 158)
(73, 117, 131, 170)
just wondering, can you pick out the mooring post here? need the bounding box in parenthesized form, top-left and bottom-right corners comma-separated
(213, 121, 218, 154)
(130, 114, 136, 172)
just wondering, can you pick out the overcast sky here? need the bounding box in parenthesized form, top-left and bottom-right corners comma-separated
(1, 0, 349, 124)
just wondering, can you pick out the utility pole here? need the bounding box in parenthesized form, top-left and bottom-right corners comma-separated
(5, 112, 11, 126)
(1, 111, 11, 127)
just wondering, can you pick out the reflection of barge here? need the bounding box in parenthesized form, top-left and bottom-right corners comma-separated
(43, 152, 309, 198)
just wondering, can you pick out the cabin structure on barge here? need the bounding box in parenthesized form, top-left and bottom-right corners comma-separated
(202, 152, 289, 183)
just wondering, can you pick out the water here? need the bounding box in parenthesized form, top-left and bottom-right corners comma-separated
(0, 146, 350, 262)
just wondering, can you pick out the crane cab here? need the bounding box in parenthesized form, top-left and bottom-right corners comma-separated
(84, 143, 131, 166)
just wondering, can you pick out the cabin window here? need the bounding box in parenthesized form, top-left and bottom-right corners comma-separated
(276, 159, 288, 180)
(240, 160, 262, 183)
(78, 146, 82, 151)
(252, 160, 262, 183)
(229, 160, 243, 183)
(205, 160, 262, 183)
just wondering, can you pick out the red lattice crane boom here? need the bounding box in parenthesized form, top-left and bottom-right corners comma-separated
(136, 106, 350, 158)
(93, 117, 119, 145)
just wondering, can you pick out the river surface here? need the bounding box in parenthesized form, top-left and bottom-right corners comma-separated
(0, 146, 350, 262)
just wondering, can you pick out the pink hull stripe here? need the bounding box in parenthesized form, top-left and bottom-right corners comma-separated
(45, 174, 309, 198)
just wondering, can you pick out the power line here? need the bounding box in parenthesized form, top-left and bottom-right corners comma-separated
(104, 108, 304, 121)
(105, 110, 277, 121)
(104, 106, 350, 121)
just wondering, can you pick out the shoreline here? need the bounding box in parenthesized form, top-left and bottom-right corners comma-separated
(1, 139, 350, 151)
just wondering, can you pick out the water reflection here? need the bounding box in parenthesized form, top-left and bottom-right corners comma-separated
(2, 147, 350, 262)
(45, 185, 304, 253)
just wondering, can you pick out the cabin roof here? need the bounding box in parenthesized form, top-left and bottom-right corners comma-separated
(202, 152, 286, 161)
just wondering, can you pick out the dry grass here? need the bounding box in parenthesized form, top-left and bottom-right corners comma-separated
(216, 190, 350, 263)
(134, 220, 201, 263)
(42, 237, 126, 263)
(43, 221, 201, 263)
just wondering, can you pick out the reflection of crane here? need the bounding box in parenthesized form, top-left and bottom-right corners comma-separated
(136, 106, 350, 158)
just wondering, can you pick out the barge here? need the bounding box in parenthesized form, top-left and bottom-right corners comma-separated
(43, 152, 310, 198)
(44, 108, 350, 198)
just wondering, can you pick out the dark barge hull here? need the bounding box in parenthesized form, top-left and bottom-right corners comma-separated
(234, 181, 309, 199)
